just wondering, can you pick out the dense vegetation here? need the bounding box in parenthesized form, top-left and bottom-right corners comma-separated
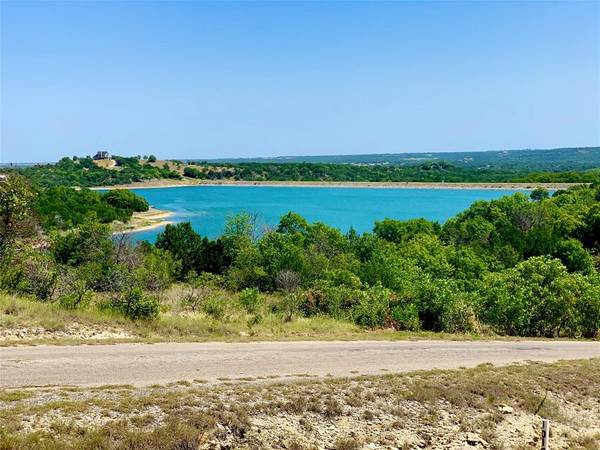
(184, 160, 600, 183)
(205, 146, 600, 171)
(1, 172, 599, 338)
(35, 187, 149, 229)
(16, 156, 181, 188)
(6, 152, 600, 188)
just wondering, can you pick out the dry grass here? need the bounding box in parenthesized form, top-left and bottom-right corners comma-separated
(0, 292, 493, 346)
(0, 359, 598, 449)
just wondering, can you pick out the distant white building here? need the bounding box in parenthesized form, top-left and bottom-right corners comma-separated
(93, 151, 110, 160)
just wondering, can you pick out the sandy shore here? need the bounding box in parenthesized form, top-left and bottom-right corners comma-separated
(93, 179, 580, 191)
(111, 208, 174, 235)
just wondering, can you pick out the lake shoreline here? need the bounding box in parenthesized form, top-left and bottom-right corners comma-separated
(92, 179, 578, 191)
(111, 208, 175, 235)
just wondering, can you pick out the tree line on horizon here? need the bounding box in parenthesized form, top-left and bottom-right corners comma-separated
(5, 154, 600, 188)
(201, 146, 600, 171)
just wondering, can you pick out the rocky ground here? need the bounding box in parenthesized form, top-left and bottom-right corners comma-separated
(0, 324, 134, 342)
(1, 359, 598, 449)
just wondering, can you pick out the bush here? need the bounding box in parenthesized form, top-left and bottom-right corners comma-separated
(201, 297, 226, 320)
(102, 189, 149, 212)
(390, 303, 421, 331)
(51, 221, 113, 266)
(113, 288, 160, 320)
(352, 285, 394, 328)
(275, 270, 301, 292)
(134, 248, 178, 291)
(58, 289, 92, 310)
(0, 248, 58, 301)
(574, 276, 600, 338)
(374, 218, 437, 243)
(552, 239, 595, 274)
(156, 223, 229, 278)
(439, 292, 479, 333)
(0, 174, 37, 256)
(56, 266, 93, 309)
(280, 292, 303, 322)
(300, 280, 362, 319)
(530, 187, 549, 201)
(238, 288, 262, 313)
(36, 186, 139, 229)
(480, 257, 585, 337)
(183, 167, 204, 179)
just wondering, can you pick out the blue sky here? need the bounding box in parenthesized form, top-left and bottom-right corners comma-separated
(1, 1, 599, 163)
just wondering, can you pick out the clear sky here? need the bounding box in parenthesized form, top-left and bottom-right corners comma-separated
(1, 1, 599, 163)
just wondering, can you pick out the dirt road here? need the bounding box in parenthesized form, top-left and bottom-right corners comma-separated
(1, 340, 598, 388)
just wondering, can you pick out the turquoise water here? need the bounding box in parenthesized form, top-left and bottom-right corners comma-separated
(129, 186, 523, 241)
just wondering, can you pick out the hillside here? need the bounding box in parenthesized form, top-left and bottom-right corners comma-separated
(202, 146, 600, 171)
(5, 147, 600, 189)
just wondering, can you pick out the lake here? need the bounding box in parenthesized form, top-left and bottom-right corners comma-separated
(129, 185, 524, 241)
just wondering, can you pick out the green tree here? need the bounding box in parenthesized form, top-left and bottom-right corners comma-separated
(0, 174, 37, 256)
(374, 218, 437, 243)
(155, 222, 204, 278)
(481, 257, 582, 337)
(530, 187, 549, 201)
(102, 189, 149, 212)
(552, 239, 595, 274)
(51, 221, 113, 266)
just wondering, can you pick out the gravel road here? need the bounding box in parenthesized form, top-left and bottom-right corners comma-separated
(1, 340, 598, 388)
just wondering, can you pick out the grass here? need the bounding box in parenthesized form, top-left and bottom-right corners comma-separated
(0, 391, 34, 403)
(0, 359, 598, 449)
(0, 292, 497, 346)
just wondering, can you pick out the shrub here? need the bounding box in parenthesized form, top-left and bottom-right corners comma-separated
(201, 297, 226, 320)
(156, 223, 229, 278)
(247, 313, 263, 329)
(0, 248, 58, 301)
(439, 292, 479, 333)
(238, 288, 262, 313)
(530, 187, 549, 201)
(352, 284, 394, 328)
(300, 280, 362, 319)
(113, 288, 160, 320)
(51, 221, 113, 266)
(574, 276, 600, 338)
(390, 303, 421, 331)
(552, 239, 595, 274)
(275, 270, 301, 292)
(134, 248, 178, 291)
(280, 292, 303, 322)
(180, 273, 222, 312)
(56, 267, 93, 309)
(102, 189, 149, 212)
(0, 174, 37, 257)
(374, 218, 437, 243)
(58, 289, 92, 310)
(480, 256, 584, 337)
(183, 166, 204, 179)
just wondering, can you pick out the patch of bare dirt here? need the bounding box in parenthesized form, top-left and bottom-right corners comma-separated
(0, 324, 134, 342)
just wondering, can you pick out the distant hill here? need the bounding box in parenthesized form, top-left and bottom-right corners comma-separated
(200, 147, 600, 172)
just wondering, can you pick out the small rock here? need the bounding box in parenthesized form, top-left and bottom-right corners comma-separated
(465, 432, 483, 446)
(499, 405, 514, 414)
